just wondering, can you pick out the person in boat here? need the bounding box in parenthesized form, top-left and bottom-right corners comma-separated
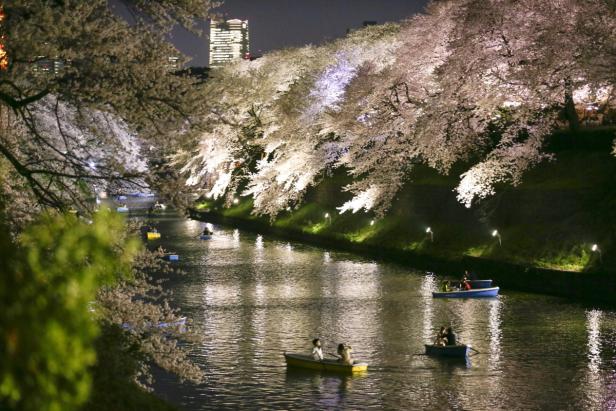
(459, 273, 471, 290)
(445, 327, 457, 346)
(434, 326, 447, 346)
(312, 338, 323, 361)
(202, 226, 213, 236)
(465, 270, 477, 280)
(462, 279, 471, 291)
(337, 343, 353, 365)
(441, 280, 451, 292)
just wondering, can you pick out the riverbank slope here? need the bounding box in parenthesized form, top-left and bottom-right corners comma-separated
(189, 128, 616, 305)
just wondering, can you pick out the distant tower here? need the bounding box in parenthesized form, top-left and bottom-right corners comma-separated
(209, 19, 249, 67)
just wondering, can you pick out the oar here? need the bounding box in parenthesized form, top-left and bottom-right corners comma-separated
(468, 346, 480, 355)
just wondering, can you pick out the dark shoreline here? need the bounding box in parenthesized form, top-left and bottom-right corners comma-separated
(188, 208, 616, 307)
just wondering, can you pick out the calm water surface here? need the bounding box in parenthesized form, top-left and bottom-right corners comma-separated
(145, 213, 616, 410)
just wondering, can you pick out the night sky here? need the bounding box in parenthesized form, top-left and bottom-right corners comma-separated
(167, 0, 430, 67)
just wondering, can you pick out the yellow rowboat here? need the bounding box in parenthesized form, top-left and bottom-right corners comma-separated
(146, 232, 161, 240)
(284, 353, 368, 373)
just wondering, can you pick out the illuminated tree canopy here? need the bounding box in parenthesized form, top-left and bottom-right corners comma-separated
(179, 0, 616, 218)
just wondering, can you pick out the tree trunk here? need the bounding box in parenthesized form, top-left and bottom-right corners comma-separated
(563, 77, 580, 132)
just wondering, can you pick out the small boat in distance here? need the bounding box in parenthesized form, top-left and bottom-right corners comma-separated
(116, 206, 129, 213)
(199, 234, 212, 240)
(433, 286, 499, 298)
(425, 344, 470, 358)
(468, 279, 492, 289)
(163, 254, 179, 261)
(284, 353, 368, 373)
(146, 232, 161, 240)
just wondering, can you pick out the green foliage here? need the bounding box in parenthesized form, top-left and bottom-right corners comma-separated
(0, 211, 139, 411)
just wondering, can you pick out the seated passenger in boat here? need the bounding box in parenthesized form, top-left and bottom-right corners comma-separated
(441, 280, 451, 292)
(202, 227, 213, 236)
(434, 326, 447, 346)
(446, 327, 457, 345)
(337, 343, 353, 365)
(459, 273, 471, 290)
(465, 270, 477, 280)
(312, 338, 323, 361)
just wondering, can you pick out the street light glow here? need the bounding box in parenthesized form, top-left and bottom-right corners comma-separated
(492, 229, 502, 246)
(324, 212, 330, 218)
(370, 220, 375, 226)
(233, 198, 239, 205)
(426, 227, 432, 233)
(592, 244, 599, 252)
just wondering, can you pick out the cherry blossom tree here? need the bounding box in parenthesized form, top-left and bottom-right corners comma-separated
(178, 0, 616, 217)
(0, 0, 215, 212)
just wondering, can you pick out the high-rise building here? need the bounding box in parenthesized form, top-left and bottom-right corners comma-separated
(166, 56, 180, 71)
(32, 56, 67, 76)
(209, 19, 249, 67)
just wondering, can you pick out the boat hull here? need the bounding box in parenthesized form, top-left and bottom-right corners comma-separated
(116, 206, 129, 213)
(468, 279, 492, 289)
(284, 353, 367, 373)
(164, 254, 179, 261)
(433, 286, 499, 298)
(425, 344, 469, 358)
(199, 235, 212, 240)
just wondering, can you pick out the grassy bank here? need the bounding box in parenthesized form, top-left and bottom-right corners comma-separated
(190, 128, 616, 303)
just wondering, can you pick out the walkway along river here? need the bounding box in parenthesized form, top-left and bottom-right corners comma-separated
(145, 212, 616, 410)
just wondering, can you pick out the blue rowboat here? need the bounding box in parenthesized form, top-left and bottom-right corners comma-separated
(163, 254, 179, 261)
(425, 344, 469, 358)
(116, 206, 129, 213)
(284, 353, 368, 373)
(199, 234, 212, 240)
(116, 195, 127, 201)
(433, 286, 499, 298)
(468, 279, 492, 289)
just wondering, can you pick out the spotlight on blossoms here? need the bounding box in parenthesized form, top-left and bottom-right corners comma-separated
(178, 0, 616, 218)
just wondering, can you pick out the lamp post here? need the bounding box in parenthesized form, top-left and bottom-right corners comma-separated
(591, 244, 602, 262)
(324, 212, 331, 224)
(492, 229, 501, 246)
(426, 227, 433, 242)
(370, 220, 375, 226)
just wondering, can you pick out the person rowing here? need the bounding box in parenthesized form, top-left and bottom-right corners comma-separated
(446, 327, 457, 345)
(336, 343, 354, 365)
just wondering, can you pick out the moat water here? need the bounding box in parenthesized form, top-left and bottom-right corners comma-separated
(146, 213, 616, 410)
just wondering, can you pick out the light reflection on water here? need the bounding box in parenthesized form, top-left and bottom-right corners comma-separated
(149, 215, 616, 410)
